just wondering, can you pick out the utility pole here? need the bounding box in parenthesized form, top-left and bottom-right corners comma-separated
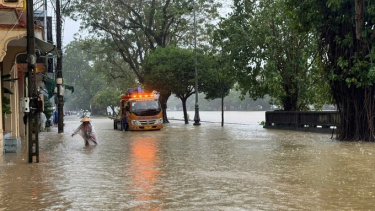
(193, 0, 200, 126)
(44, 0, 47, 40)
(26, 0, 39, 163)
(56, 0, 64, 133)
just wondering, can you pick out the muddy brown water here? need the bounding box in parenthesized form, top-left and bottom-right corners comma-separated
(0, 111, 374, 210)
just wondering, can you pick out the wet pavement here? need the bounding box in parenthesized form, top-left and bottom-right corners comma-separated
(1, 113, 375, 210)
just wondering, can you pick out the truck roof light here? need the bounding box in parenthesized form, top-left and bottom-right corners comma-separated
(122, 93, 156, 100)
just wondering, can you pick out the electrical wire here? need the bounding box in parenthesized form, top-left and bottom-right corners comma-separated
(0, 9, 25, 44)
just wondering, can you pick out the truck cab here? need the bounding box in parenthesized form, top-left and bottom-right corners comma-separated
(115, 88, 163, 131)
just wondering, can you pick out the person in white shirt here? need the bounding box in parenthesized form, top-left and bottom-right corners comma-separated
(40, 112, 47, 132)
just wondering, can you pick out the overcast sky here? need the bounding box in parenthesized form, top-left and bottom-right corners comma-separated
(62, 18, 80, 46)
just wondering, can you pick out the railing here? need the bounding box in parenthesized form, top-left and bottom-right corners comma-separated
(264, 111, 340, 133)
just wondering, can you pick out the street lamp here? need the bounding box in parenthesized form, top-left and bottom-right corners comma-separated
(193, 0, 201, 125)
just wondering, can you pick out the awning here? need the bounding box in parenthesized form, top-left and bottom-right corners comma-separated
(35, 38, 60, 57)
(43, 77, 74, 99)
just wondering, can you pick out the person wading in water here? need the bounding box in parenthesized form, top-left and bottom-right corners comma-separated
(71, 116, 98, 145)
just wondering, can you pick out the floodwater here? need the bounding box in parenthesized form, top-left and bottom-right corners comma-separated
(1, 111, 375, 210)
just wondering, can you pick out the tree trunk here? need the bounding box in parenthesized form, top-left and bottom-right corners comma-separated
(110, 105, 117, 116)
(159, 91, 170, 123)
(282, 83, 299, 111)
(333, 0, 375, 141)
(283, 95, 298, 111)
(355, 0, 364, 40)
(181, 97, 189, 124)
(333, 84, 375, 141)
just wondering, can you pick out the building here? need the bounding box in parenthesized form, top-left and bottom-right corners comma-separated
(0, 0, 59, 154)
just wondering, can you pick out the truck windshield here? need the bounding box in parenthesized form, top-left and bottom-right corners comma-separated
(131, 99, 161, 115)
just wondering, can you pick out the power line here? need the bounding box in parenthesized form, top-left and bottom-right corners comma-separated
(0, 10, 25, 44)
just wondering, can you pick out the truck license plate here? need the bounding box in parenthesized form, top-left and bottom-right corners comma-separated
(145, 126, 152, 130)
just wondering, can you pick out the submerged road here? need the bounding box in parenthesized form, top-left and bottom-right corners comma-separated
(1, 114, 375, 210)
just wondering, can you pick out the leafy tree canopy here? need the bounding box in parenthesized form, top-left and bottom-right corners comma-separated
(286, 0, 375, 141)
(91, 88, 122, 115)
(63, 39, 137, 113)
(64, 0, 222, 120)
(64, 0, 222, 82)
(143, 45, 218, 123)
(215, 0, 331, 111)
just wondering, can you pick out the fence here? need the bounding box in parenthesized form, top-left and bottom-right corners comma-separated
(264, 111, 340, 133)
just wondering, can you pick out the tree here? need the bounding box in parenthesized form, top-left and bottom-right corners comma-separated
(286, 0, 375, 141)
(2, 73, 17, 131)
(87, 39, 138, 88)
(143, 46, 213, 124)
(64, 0, 221, 122)
(63, 39, 138, 114)
(215, 0, 331, 111)
(43, 97, 54, 127)
(91, 88, 122, 116)
(2, 74, 17, 116)
(200, 54, 235, 126)
(63, 40, 108, 113)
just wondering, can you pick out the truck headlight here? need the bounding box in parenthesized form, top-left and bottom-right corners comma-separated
(131, 120, 141, 125)
(157, 118, 163, 124)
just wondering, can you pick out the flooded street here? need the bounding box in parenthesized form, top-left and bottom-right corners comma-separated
(1, 111, 375, 210)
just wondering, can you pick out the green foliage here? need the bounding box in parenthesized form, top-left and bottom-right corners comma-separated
(91, 88, 122, 110)
(215, 0, 331, 111)
(64, 0, 221, 83)
(199, 53, 236, 101)
(2, 74, 18, 115)
(143, 46, 220, 123)
(143, 46, 220, 98)
(2, 97, 11, 115)
(143, 46, 195, 96)
(287, 0, 375, 89)
(63, 40, 112, 112)
(286, 0, 375, 140)
(143, 46, 197, 123)
(64, 0, 221, 121)
(43, 98, 53, 122)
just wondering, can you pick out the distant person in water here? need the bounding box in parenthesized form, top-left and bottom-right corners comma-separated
(39, 111, 46, 132)
(53, 109, 58, 126)
(71, 116, 98, 145)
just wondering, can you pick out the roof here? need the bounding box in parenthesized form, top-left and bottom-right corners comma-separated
(35, 38, 60, 57)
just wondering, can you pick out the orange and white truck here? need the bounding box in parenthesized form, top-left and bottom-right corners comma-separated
(110, 88, 163, 131)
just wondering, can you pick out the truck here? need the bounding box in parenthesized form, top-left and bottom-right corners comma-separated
(110, 88, 163, 131)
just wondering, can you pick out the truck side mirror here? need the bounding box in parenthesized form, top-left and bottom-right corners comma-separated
(125, 106, 130, 111)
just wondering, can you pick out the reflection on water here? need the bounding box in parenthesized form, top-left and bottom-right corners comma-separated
(1, 113, 375, 210)
(128, 136, 162, 210)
